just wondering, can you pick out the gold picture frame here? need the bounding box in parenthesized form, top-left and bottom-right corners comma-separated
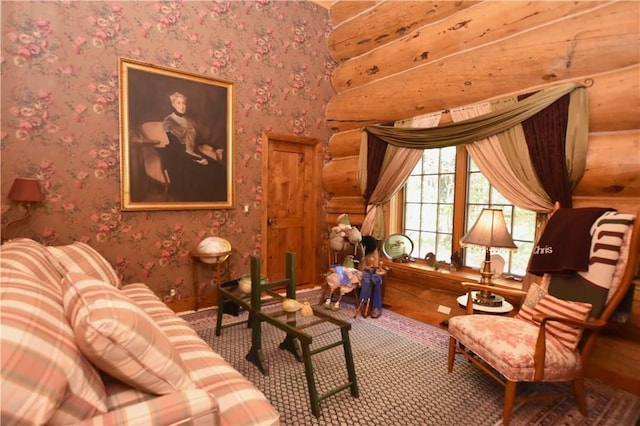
(119, 58, 234, 210)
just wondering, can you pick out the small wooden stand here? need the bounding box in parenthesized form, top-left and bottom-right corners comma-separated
(190, 250, 232, 311)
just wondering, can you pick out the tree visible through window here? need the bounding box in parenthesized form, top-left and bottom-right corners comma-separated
(403, 147, 536, 277)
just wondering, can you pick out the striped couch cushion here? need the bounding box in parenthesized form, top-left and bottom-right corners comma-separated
(48, 242, 121, 288)
(0, 238, 64, 286)
(62, 273, 195, 395)
(1, 269, 107, 425)
(122, 283, 280, 426)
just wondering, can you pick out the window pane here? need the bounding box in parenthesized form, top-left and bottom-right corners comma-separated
(422, 150, 439, 174)
(511, 241, 533, 276)
(421, 175, 438, 202)
(404, 203, 421, 229)
(465, 247, 485, 270)
(512, 209, 537, 240)
(403, 148, 455, 261)
(418, 231, 436, 258)
(490, 187, 510, 205)
(405, 175, 421, 202)
(436, 232, 452, 262)
(467, 173, 489, 203)
(440, 146, 456, 173)
(465, 204, 486, 233)
(405, 230, 420, 256)
(437, 204, 453, 233)
(439, 174, 455, 203)
(420, 204, 438, 232)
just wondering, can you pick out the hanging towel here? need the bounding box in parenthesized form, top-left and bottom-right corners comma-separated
(528, 207, 614, 277)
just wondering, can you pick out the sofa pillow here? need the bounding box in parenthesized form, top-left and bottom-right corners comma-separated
(530, 294, 592, 351)
(1, 269, 107, 425)
(62, 273, 195, 394)
(48, 241, 121, 288)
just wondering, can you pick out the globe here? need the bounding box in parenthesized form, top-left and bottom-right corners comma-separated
(197, 237, 231, 264)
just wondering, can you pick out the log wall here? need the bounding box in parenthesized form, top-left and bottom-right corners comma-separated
(323, 1, 639, 221)
(323, 0, 640, 392)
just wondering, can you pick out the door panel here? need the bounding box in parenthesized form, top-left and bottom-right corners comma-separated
(262, 133, 321, 285)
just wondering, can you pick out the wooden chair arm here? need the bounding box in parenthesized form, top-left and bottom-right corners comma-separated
(532, 313, 606, 330)
(531, 314, 606, 380)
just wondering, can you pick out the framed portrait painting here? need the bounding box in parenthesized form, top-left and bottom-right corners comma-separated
(119, 58, 234, 210)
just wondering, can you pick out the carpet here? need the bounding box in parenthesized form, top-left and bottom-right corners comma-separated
(182, 292, 640, 426)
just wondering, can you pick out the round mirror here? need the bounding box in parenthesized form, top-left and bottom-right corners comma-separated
(382, 233, 414, 259)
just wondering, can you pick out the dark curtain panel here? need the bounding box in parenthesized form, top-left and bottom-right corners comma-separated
(519, 93, 572, 208)
(363, 133, 388, 206)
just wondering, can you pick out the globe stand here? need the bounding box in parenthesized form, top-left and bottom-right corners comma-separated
(190, 250, 232, 311)
(191, 237, 233, 311)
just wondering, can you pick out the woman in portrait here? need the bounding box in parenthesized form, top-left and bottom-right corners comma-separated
(161, 92, 226, 202)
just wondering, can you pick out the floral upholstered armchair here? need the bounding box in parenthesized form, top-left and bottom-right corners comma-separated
(447, 208, 640, 425)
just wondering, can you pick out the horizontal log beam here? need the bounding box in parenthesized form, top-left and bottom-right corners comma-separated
(574, 130, 640, 198)
(327, 196, 366, 214)
(588, 66, 640, 132)
(328, 129, 361, 158)
(572, 196, 640, 214)
(329, 0, 377, 27)
(326, 2, 640, 132)
(327, 65, 640, 134)
(331, 1, 606, 92)
(321, 156, 360, 196)
(328, 1, 479, 62)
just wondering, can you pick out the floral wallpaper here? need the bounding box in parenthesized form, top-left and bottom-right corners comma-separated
(0, 1, 335, 302)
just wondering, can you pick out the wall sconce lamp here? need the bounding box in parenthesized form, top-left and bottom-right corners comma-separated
(2, 177, 45, 243)
(460, 208, 517, 307)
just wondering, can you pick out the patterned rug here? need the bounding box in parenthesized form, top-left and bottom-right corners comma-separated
(181, 289, 640, 426)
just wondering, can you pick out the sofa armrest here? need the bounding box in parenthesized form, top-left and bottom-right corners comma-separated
(80, 389, 219, 426)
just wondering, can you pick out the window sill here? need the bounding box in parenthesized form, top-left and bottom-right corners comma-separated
(380, 258, 523, 293)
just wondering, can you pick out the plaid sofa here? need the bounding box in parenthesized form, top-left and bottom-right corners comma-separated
(0, 238, 280, 426)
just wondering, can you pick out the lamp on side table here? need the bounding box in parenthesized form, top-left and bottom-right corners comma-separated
(459, 208, 517, 307)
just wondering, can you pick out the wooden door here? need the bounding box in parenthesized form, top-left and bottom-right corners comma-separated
(261, 132, 322, 285)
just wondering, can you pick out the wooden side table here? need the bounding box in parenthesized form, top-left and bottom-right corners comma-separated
(190, 250, 232, 311)
(456, 292, 514, 314)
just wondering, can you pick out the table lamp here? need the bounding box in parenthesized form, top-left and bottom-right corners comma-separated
(2, 177, 45, 242)
(460, 208, 517, 306)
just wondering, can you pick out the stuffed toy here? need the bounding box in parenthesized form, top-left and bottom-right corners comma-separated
(329, 214, 362, 255)
(323, 256, 363, 311)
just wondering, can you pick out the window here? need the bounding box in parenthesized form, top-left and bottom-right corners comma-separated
(403, 147, 536, 277)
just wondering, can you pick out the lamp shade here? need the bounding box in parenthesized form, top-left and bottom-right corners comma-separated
(460, 208, 517, 251)
(7, 178, 45, 202)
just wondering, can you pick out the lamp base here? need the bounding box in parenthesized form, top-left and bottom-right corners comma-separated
(472, 291, 504, 307)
